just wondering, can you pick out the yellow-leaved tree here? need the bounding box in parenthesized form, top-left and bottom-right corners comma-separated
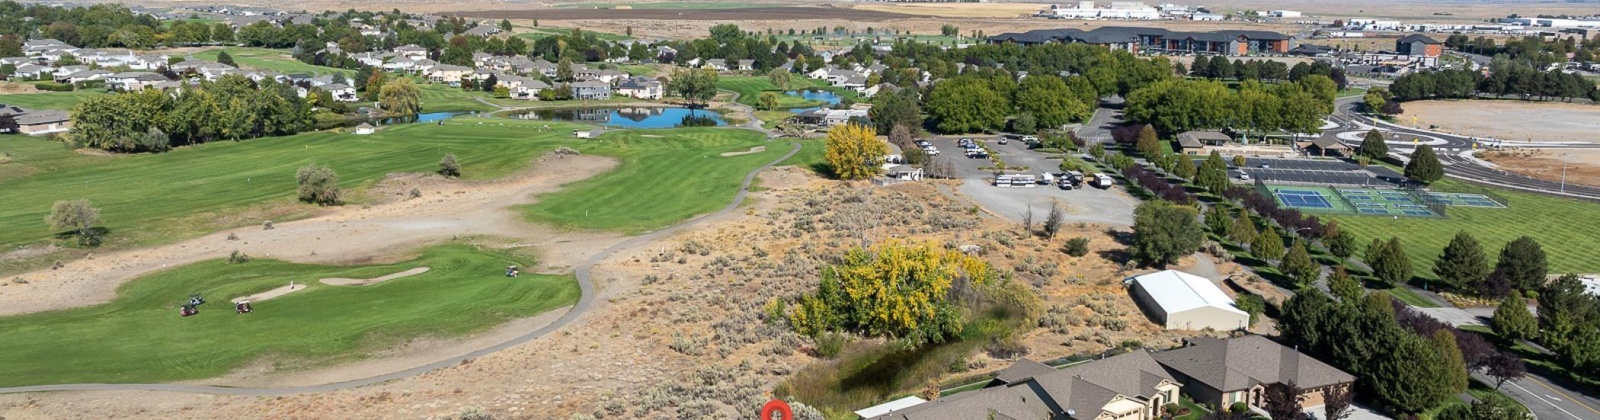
(823, 123, 889, 180)
(790, 240, 1002, 346)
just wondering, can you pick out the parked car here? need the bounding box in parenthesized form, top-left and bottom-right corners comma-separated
(997, 138, 1009, 145)
(1239, 172, 1251, 181)
(923, 146, 940, 156)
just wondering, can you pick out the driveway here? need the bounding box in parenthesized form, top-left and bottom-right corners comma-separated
(928, 135, 1138, 226)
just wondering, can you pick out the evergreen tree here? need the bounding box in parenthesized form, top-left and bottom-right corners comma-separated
(1135, 124, 1161, 157)
(1372, 333, 1454, 414)
(1282, 239, 1320, 287)
(1433, 330, 1471, 394)
(1365, 237, 1385, 267)
(1325, 221, 1356, 259)
(1405, 144, 1445, 183)
(1228, 212, 1258, 246)
(1359, 129, 1389, 160)
(1195, 151, 1230, 194)
(1173, 155, 1197, 180)
(1204, 205, 1232, 235)
(1434, 231, 1489, 291)
(1370, 237, 1413, 286)
(1495, 236, 1548, 292)
(1329, 266, 1364, 302)
(1252, 224, 1286, 262)
(1493, 293, 1537, 342)
(216, 50, 236, 67)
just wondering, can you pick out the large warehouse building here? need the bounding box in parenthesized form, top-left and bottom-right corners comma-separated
(1129, 270, 1250, 331)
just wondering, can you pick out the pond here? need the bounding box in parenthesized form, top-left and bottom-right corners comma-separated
(785, 89, 844, 113)
(318, 111, 474, 130)
(506, 106, 726, 129)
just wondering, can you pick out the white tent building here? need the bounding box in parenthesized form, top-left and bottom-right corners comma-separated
(1129, 270, 1250, 331)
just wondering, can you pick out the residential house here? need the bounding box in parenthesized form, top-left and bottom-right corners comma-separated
(11, 64, 54, 80)
(393, 45, 429, 60)
(353, 122, 376, 135)
(51, 65, 90, 83)
(464, 25, 499, 37)
(352, 51, 387, 68)
(736, 59, 755, 71)
(428, 64, 473, 84)
(570, 81, 612, 100)
(838, 75, 868, 93)
(1152, 336, 1356, 410)
(497, 75, 549, 100)
(106, 71, 168, 91)
(867, 352, 1181, 420)
(0, 105, 26, 133)
(703, 58, 728, 71)
(530, 58, 559, 78)
(882, 164, 923, 181)
(23, 39, 69, 56)
(198, 63, 238, 80)
(594, 69, 629, 84)
(615, 77, 663, 100)
(14, 109, 72, 135)
(62, 69, 112, 84)
(317, 83, 359, 102)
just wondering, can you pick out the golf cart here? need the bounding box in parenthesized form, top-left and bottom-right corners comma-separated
(188, 294, 206, 306)
(236, 301, 254, 314)
(180, 304, 199, 317)
(506, 265, 520, 278)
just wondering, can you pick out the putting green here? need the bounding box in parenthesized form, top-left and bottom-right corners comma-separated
(0, 245, 578, 386)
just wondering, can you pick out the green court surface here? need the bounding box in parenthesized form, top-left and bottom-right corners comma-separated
(1267, 186, 1353, 213)
(1333, 188, 1440, 217)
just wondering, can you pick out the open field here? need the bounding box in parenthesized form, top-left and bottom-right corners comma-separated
(192, 48, 349, 76)
(1480, 149, 1600, 188)
(1401, 100, 1600, 144)
(0, 244, 577, 387)
(0, 89, 107, 110)
(518, 127, 785, 233)
(850, 2, 1040, 18)
(1329, 179, 1600, 280)
(513, 26, 634, 42)
(455, 6, 919, 22)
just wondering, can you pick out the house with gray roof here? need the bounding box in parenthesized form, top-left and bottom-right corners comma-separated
(868, 351, 1181, 420)
(571, 81, 612, 100)
(1152, 335, 1355, 410)
(13, 109, 72, 135)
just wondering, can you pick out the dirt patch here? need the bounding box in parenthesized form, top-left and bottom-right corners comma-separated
(0, 153, 622, 317)
(718, 146, 766, 157)
(1401, 100, 1600, 144)
(320, 267, 431, 286)
(1480, 149, 1600, 188)
(851, 2, 1042, 18)
(453, 6, 919, 22)
(230, 282, 308, 303)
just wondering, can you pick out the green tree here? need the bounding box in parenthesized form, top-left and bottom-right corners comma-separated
(1011, 112, 1037, 134)
(1229, 212, 1258, 246)
(1434, 231, 1490, 290)
(1405, 144, 1445, 184)
(46, 199, 102, 246)
(768, 67, 791, 90)
(1252, 224, 1286, 262)
(1359, 129, 1389, 160)
(1015, 75, 1088, 129)
(1204, 205, 1232, 235)
(1495, 237, 1548, 292)
(926, 77, 1007, 133)
(216, 50, 236, 67)
(1370, 237, 1413, 286)
(1173, 155, 1197, 180)
(1325, 221, 1356, 260)
(669, 68, 719, 106)
(823, 124, 888, 180)
(1433, 330, 1471, 394)
(555, 58, 574, 82)
(437, 153, 461, 178)
(1372, 333, 1454, 414)
(1130, 200, 1204, 266)
(1493, 293, 1537, 342)
(295, 164, 341, 206)
(499, 19, 512, 32)
(1134, 124, 1161, 157)
(1362, 89, 1387, 114)
(0, 34, 21, 57)
(1329, 266, 1364, 301)
(868, 88, 922, 135)
(440, 46, 472, 66)
(1282, 239, 1319, 287)
(1196, 151, 1230, 195)
(379, 77, 422, 115)
(757, 91, 780, 111)
(1237, 294, 1266, 327)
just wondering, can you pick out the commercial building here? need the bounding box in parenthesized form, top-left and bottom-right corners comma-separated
(1041, 1, 1162, 20)
(990, 27, 1292, 56)
(1128, 269, 1250, 331)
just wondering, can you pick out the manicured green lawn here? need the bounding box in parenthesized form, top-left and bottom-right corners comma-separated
(0, 244, 577, 386)
(0, 89, 108, 110)
(717, 76, 850, 109)
(1385, 287, 1440, 308)
(514, 27, 632, 42)
(779, 138, 826, 174)
(519, 128, 785, 234)
(754, 110, 793, 130)
(1330, 179, 1600, 279)
(193, 47, 348, 76)
(0, 120, 571, 252)
(416, 80, 498, 113)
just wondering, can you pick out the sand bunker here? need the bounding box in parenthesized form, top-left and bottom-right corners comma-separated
(719, 146, 766, 157)
(231, 283, 307, 304)
(319, 267, 431, 286)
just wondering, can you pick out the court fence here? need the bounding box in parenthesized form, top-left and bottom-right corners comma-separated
(1402, 185, 1450, 218)
(1431, 183, 1511, 208)
(1329, 184, 1361, 212)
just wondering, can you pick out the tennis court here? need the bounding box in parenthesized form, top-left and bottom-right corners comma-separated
(1267, 186, 1352, 213)
(1334, 188, 1439, 217)
(1423, 192, 1507, 208)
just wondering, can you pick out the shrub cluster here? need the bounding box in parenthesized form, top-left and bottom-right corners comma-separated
(1121, 165, 1192, 204)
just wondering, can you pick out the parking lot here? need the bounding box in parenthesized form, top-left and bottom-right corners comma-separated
(928, 136, 1139, 226)
(1215, 157, 1401, 187)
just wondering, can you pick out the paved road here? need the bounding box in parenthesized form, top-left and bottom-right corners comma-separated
(0, 142, 803, 396)
(1330, 97, 1600, 201)
(1414, 304, 1600, 420)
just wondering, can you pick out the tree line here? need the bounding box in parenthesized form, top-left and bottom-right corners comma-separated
(70, 75, 312, 153)
(1124, 75, 1336, 137)
(1388, 60, 1600, 103)
(1185, 56, 1349, 90)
